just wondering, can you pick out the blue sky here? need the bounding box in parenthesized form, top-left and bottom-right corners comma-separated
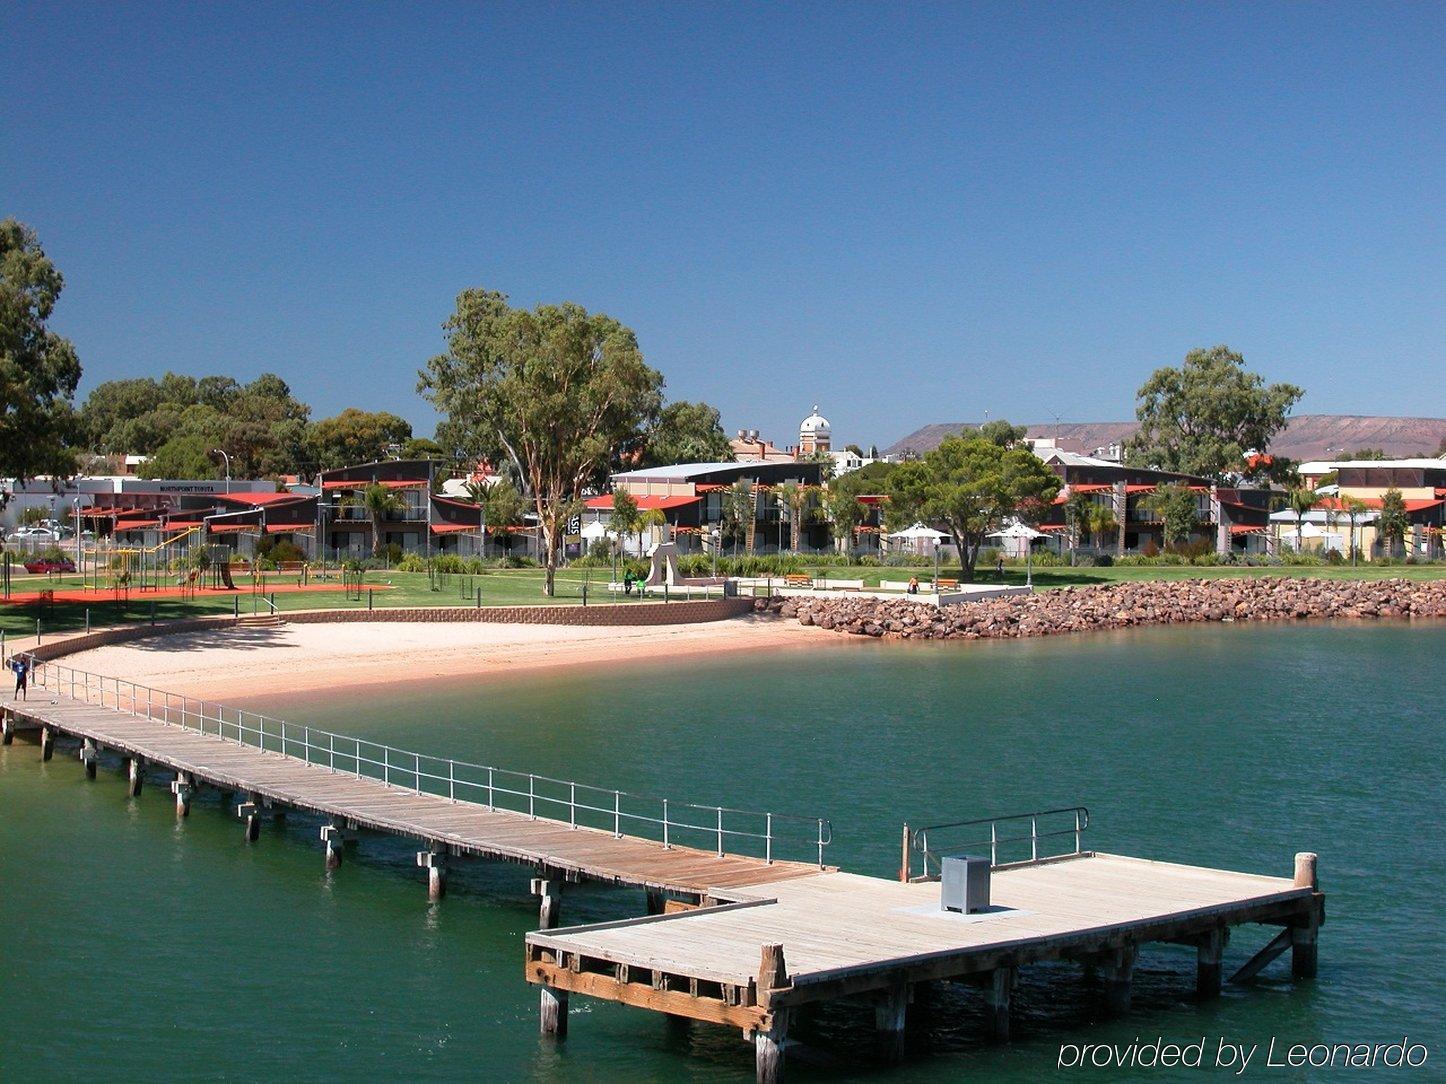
(4, 3, 1442, 449)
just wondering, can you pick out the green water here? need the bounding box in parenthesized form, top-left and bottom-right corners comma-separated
(2, 623, 1442, 1080)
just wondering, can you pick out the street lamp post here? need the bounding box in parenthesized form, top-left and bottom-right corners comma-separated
(212, 449, 231, 494)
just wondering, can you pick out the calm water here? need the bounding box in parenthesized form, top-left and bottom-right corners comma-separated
(1, 623, 1442, 1081)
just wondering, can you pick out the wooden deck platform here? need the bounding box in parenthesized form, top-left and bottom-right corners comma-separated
(527, 853, 1325, 1079)
(0, 692, 821, 896)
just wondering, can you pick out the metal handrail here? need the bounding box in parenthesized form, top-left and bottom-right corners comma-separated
(903, 806, 1089, 880)
(20, 654, 832, 868)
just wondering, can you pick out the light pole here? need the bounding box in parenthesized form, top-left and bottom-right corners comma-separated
(212, 449, 231, 494)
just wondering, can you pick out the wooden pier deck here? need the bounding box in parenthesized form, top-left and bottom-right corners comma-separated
(527, 852, 1325, 1080)
(0, 690, 822, 897)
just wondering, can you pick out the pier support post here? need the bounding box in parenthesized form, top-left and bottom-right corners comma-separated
(755, 1011, 790, 1084)
(533, 877, 562, 929)
(126, 756, 144, 796)
(540, 984, 568, 1038)
(1292, 852, 1319, 980)
(417, 850, 446, 900)
(755, 944, 790, 1082)
(321, 824, 346, 869)
(1, 714, 12, 745)
(645, 889, 667, 915)
(1099, 945, 1137, 1017)
(874, 982, 909, 1061)
(1197, 928, 1225, 998)
(40, 726, 54, 761)
(171, 772, 195, 817)
(81, 738, 98, 779)
(237, 799, 261, 842)
(986, 965, 1015, 1042)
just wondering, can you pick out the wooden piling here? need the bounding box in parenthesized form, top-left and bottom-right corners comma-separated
(237, 800, 260, 842)
(126, 756, 143, 796)
(171, 772, 194, 817)
(321, 824, 344, 869)
(874, 981, 909, 1061)
(1, 713, 12, 745)
(40, 726, 54, 761)
(987, 965, 1015, 1042)
(81, 738, 98, 780)
(540, 984, 569, 1038)
(1100, 944, 1136, 1017)
(1197, 928, 1225, 998)
(417, 850, 446, 901)
(1292, 852, 1320, 980)
(645, 889, 667, 915)
(755, 944, 790, 1083)
(534, 877, 562, 929)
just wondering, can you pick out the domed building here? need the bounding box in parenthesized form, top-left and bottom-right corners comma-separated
(798, 406, 831, 455)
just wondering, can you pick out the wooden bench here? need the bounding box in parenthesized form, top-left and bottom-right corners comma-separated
(783, 575, 812, 587)
(936, 578, 959, 590)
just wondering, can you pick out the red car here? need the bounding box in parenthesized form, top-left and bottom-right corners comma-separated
(24, 557, 76, 574)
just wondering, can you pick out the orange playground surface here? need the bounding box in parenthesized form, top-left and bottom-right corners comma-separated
(1, 583, 386, 606)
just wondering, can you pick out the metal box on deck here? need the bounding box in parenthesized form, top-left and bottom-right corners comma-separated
(940, 853, 991, 913)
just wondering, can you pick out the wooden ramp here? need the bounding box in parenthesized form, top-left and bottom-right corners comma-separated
(1, 690, 822, 896)
(527, 853, 1325, 1080)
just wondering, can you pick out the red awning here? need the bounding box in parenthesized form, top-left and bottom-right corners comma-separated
(1069, 484, 1113, 493)
(1038, 524, 1069, 531)
(694, 483, 727, 492)
(216, 491, 305, 506)
(163, 521, 205, 531)
(1125, 484, 1157, 493)
(582, 494, 701, 511)
(321, 479, 425, 490)
(430, 523, 479, 534)
(265, 523, 314, 534)
(116, 519, 161, 530)
(1230, 525, 1266, 535)
(208, 524, 259, 534)
(1404, 499, 1444, 512)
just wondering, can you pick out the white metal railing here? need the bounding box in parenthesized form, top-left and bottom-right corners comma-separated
(903, 806, 1090, 881)
(22, 655, 832, 867)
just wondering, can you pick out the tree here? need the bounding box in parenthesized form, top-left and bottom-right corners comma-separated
(823, 485, 866, 555)
(641, 400, 732, 467)
(1340, 497, 1370, 565)
(418, 289, 663, 594)
(638, 507, 667, 554)
(307, 408, 413, 470)
(775, 482, 810, 552)
(1, 219, 82, 480)
(978, 419, 1028, 447)
(885, 435, 1060, 581)
(608, 490, 639, 558)
(867, 444, 879, 459)
(1064, 491, 1096, 560)
(1377, 488, 1409, 557)
(1344, 448, 1387, 461)
(1286, 487, 1318, 553)
(361, 482, 403, 557)
(1126, 346, 1303, 481)
(721, 478, 755, 556)
(141, 435, 220, 480)
(481, 481, 528, 556)
(844, 443, 864, 458)
(1145, 484, 1200, 548)
(401, 436, 445, 460)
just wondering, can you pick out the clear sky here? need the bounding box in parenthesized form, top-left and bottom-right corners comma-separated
(4, 3, 1443, 450)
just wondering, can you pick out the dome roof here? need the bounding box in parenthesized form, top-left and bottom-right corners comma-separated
(799, 405, 831, 436)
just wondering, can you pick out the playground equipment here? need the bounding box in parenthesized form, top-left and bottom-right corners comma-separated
(343, 567, 365, 601)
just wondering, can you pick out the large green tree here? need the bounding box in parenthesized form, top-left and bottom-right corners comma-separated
(419, 289, 663, 594)
(141, 435, 220, 480)
(1, 219, 81, 480)
(1144, 483, 1200, 547)
(640, 400, 733, 467)
(885, 432, 1059, 581)
(308, 407, 414, 470)
(1126, 346, 1302, 481)
(1377, 487, 1409, 557)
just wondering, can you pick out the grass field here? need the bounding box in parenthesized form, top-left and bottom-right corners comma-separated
(2, 563, 1443, 645)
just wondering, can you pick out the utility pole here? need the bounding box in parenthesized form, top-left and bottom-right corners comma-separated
(212, 449, 231, 494)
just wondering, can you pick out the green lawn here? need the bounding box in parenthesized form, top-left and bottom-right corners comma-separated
(3, 562, 1442, 645)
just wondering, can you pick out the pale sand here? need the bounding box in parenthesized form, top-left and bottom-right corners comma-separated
(62, 616, 840, 700)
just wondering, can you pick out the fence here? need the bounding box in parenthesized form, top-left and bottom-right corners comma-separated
(24, 656, 832, 868)
(902, 806, 1090, 880)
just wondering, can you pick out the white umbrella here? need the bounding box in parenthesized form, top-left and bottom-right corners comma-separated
(987, 521, 1046, 586)
(888, 523, 948, 540)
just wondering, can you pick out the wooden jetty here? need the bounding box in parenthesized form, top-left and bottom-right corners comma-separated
(2, 656, 1324, 1082)
(1, 656, 830, 911)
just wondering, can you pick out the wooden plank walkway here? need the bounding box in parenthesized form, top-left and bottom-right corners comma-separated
(527, 851, 1325, 1079)
(1, 691, 822, 895)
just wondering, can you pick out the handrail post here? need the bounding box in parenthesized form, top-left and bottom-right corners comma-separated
(449, 760, 455, 802)
(765, 813, 773, 864)
(717, 807, 724, 857)
(991, 821, 998, 867)
(569, 782, 576, 828)
(818, 819, 825, 869)
(1031, 815, 1038, 862)
(1074, 809, 1082, 854)
(487, 766, 495, 810)
(614, 791, 621, 838)
(663, 799, 670, 848)
(329, 732, 335, 772)
(529, 774, 535, 819)
(415, 752, 421, 794)
(384, 746, 389, 787)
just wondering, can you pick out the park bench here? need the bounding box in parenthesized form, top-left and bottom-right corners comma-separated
(936, 578, 959, 590)
(783, 575, 812, 587)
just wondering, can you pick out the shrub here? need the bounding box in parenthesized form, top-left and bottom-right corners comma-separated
(396, 554, 428, 573)
(1139, 539, 1160, 559)
(1092, 553, 1113, 567)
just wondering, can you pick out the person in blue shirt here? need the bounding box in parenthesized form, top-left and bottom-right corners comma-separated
(10, 655, 30, 701)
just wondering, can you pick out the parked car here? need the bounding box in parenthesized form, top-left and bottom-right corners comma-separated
(24, 556, 76, 574)
(6, 526, 61, 544)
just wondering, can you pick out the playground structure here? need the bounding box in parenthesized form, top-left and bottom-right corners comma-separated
(643, 542, 728, 590)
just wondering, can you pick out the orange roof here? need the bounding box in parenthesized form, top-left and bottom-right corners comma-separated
(1069, 483, 1113, 493)
(430, 523, 479, 534)
(1404, 499, 1443, 512)
(583, 495, 700, 511)
(321, 478, 425, 490)
(1125, 484, 1157, 493)
(216, 491, 304, 506)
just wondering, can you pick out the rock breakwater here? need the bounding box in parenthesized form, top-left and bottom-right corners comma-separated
(751, 577, 1446, 640)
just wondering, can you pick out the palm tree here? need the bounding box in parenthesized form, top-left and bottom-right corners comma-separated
(775, 482, 809, 553)
(722, 479, 755, 557)
(1087, 504, 1117, 553)
(361, 482, 403, 558)
(1287, 488, 1317, 554)
(1064, 492, 1095, 563)
(637, 508, 667, 557)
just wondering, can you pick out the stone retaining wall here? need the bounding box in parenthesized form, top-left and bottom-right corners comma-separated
(19, 598, 754, 662)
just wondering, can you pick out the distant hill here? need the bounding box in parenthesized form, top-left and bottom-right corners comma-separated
(883, 415, 1446, 462)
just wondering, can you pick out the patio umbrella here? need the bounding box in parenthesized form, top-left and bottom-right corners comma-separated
(886, 523, 948, 559)
(987, 521, 1046, 587)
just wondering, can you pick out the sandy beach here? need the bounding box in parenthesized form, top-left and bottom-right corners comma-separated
(60, 615, 838, 700)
